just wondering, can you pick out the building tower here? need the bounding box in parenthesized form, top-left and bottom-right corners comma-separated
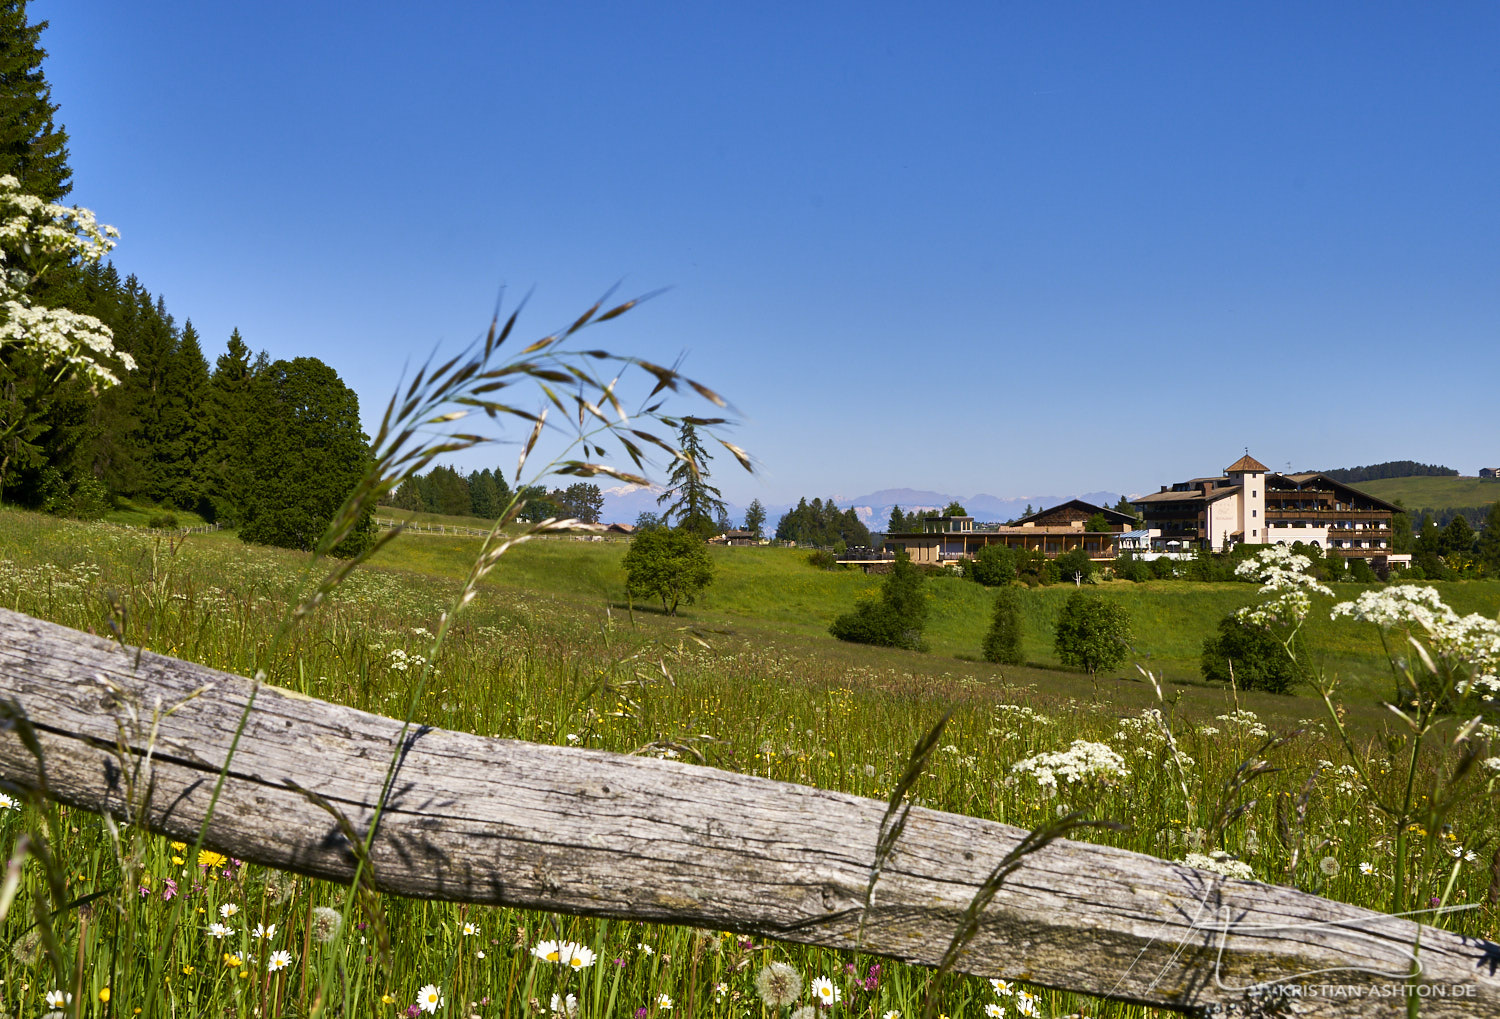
(1225, 453, 1268, 545)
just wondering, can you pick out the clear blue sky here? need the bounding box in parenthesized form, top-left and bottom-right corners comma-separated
(42, 2, 1500, 509)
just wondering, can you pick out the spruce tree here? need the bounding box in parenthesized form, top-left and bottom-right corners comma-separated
(158, 319, 212, 512)
(743, 498, 766, 538)
(205, 328, 255, 521)
(1477, 501, 1500, 575)
(0, 1, 70, 203)
(656, 422, 726, 539)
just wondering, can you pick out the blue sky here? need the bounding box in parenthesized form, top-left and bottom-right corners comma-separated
(42, 2, 1500, 511)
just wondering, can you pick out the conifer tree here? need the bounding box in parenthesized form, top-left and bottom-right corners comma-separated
(743, 498, 766, 538)
(0, 1, 70, 203)
(656, 422, 725, 538)
(205, 328, 256, 521)
(1477, 501, 1500, 575)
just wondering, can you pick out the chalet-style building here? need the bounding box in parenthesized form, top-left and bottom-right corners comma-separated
(711, 529, 760, 546)
(1133, 454, 1402, 564)
(882, 500, 1138, 565)
(1480, 468, 1499, 479)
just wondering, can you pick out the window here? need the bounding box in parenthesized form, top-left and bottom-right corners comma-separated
(1252, 509, 1257, 517)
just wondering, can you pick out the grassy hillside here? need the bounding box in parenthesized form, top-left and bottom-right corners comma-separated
(1354, 473, 1500, 510)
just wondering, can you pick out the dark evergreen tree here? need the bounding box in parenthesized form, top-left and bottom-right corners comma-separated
(419, 465, 470, 516)
(204, 328, 256, 522)
(237, 357, 373, 556)
(157, 319, 212, 512)
(0, 1, 71, 203)
(1477, 501, 1500, 575)
(656, 422, 726, 538)
(742, 498, 766, 538)
(982, 587, 1024, 665)
(886, 504, 906, 533)
(468, 468, 502, 518)
(774, 496, 872, 547)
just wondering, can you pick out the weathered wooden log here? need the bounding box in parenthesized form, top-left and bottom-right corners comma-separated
(0, 606, 1495, 1016)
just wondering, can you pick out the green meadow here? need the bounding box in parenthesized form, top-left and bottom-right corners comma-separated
(0, 508, 1496, 1018)
(1355, 474, 1500, 512)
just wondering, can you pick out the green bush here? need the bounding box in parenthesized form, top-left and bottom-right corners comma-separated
(1054, 547, 1095, 583)
(148, 512, 179, 529)
(829, 551, 928, 651)
(968, 544, 1017, 586)
(1200, 614, 1307, 694)
(806, 549, 838, 570)
(1115, 553, 1151, 582)
(982, 587, 1024, 664)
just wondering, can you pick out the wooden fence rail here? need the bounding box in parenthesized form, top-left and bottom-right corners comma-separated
(0, 606, 1495, 1017)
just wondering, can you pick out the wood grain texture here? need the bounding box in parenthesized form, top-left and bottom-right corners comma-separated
(0, 606, 1495, 1017)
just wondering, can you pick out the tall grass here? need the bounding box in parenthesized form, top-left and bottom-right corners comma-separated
(1, 508, 1496, 1017)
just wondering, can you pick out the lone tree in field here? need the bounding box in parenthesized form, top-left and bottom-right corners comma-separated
(622, 527, 714, 615)
(829, 550, 928, 651)
(657, 422, 726, 539)
(1053, 591, 1131, 696)
(982, 586, 1024, 665)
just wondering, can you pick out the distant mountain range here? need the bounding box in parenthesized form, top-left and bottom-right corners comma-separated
(598, 483, 1131, 531)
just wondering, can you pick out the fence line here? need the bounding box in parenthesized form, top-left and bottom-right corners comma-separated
(0, 606, 1494, 1017)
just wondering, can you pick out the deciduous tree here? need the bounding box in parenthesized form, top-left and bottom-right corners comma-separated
(1054, 592, 1131, 691)
(622, 527, 714, 615)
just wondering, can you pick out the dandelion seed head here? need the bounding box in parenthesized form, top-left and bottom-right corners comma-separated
(311, 905, 343, 944)
(755, 962, 802, 1008)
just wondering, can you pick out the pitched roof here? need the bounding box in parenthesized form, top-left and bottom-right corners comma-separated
(1225, 454, 1269, 473)
(1013, 499, 1137, 526)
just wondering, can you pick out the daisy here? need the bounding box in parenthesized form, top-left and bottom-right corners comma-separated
(45, 991, 72, 1008)
(1359, 862, 1375, 876)
(207, 922, 233, 939)
(1016, 990, 1040, 1017)
(991, 979, 1014, 996)
(532, 939, 562, 963)
(810, 976, 841, 1006)
(550, 992, 578, 1017)
(637, 942, 655, 956)
(417, 984, 444, 1013)
(220, 902, 239, 918)
(715, 982, 729, 999)
(462, 922, 479, 936)
(986, 1006, 1006, 1018)
(0, 792, 16, 809)
(884, 1012, 903, 1019)
(656, 993, 674, 1010)
(252, 922, 276, 939)
(267, 950, 292, 972)
(561, 942, 596, 969)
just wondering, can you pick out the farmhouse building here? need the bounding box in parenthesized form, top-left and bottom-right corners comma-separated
(882, 500, 1137, 565)
(1481, 468, 1499, 479)
(1132, 454, 1402, 565)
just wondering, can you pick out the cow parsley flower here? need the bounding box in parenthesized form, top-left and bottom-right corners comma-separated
(1011, 740, 1128, 791)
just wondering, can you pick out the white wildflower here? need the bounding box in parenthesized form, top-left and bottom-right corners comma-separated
(1011, 740, 1129, 792)
(1181, 851, 1256, 881)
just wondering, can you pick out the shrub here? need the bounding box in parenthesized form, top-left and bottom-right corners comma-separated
(982, 587, 1024, 665)
(1054, 547, 1095, 584)
(148, 512, 179, 529)
(1200, 614, 1307, 694)
(806, 549, 837, 570)
(968, 544, 1017, 586)
(829, 551, 928, 651)
(1347, 557, 1378, 583)
(1116, 553, 1151, 582)
(1149, 557, 1177, 580)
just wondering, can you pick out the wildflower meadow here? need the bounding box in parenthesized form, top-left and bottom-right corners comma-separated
(0, 511, 1495, 1018)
